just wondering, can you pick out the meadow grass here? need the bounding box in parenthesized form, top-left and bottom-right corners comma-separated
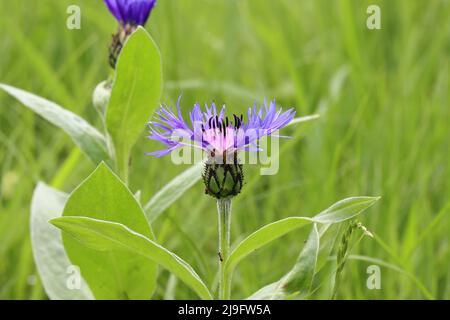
(0, 0, 448, 299)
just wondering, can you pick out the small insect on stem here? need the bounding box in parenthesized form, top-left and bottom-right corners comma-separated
(218, 252, 223, 262)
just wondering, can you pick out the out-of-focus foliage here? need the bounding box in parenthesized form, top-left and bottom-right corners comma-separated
(0, 0, 448, 299)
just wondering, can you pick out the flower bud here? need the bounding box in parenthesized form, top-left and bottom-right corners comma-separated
(109, 23, 136, 69)
(92, 80, 112, 116)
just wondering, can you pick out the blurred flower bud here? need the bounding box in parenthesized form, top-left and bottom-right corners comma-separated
(93, 80, 112, 116)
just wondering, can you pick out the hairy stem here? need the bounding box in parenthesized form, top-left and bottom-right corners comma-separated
(217, 198, 232, 300)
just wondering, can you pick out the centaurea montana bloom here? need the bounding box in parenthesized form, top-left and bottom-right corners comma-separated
(104, 0, 156, 26)
(147, 99, 296, 199)
(103, 0, 157, 68)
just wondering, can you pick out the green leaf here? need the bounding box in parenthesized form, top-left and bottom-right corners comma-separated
(225, 217, 315, 274)
(30, 183, 94, 300)
(50, 216, 213, 300)
(106, 27, 162, 179)
(0, 83, 110, 164)
(59, 163, 157, 299)
(313, 196, 381, 224)
(225, 196, 379, 294)
(247, 224, 320, 300)
(144, 161, 204, 222)
(283, 223, 320, 293)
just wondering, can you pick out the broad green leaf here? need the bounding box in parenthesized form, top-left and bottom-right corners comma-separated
(106, 27, 162, 178)
(0, 83, 110, 164)
(50, 216, 213, 300)
(225, 197, 379, 292)
(60, 163, 157, 299)
(144, 161, 204, 222)
(30, 183, 94, 300)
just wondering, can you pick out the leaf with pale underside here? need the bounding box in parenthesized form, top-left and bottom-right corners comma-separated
(30, 183, 94, 300)
(50, 216, 213, 300)
(0, 83, 110, 164)
(227, 197, 380, 299)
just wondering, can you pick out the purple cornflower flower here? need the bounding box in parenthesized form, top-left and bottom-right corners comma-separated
(147, 98, 295, 199)
(146, 98, 296, 159)
(104, 0, 157, 26)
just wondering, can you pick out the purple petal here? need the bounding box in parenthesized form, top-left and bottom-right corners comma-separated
(104, 0, 156, 25)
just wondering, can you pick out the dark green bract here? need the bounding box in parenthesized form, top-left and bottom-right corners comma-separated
(203, 162, 244, 199)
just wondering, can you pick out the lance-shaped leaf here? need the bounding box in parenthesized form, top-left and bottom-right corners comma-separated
(247, 224, 321, 300)
(0, 83, 110, 164)
(106, 27, 162, 178)
(50, 216, 213, 300)
(225, 197, 379, 297)
(30, 183, 94, 300)
(313, 197, 380, 223)
(58, 163, 157, 299)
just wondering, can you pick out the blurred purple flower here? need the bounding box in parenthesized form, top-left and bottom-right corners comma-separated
(104, 0, 157, 26)
(146, 98, 296, 158)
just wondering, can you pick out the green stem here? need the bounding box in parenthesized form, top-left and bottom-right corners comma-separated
(217, 198, 232, 300)
(118, 156, 129, 185)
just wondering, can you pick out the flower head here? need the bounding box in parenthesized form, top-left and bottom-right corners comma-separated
(104, 0, 157, 26)
(147, 99, 295, 199)
(146, 99, 296, 159)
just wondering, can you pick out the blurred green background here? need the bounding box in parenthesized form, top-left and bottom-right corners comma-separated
(0, 0, 449, 299)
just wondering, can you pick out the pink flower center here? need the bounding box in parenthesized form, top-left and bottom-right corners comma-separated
(202, 127, 236, 153)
